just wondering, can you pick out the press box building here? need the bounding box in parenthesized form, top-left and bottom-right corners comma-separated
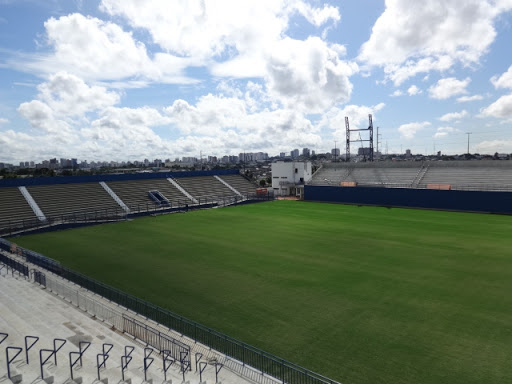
(271, 161, 312, 198)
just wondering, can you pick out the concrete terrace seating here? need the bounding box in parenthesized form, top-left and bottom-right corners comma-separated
(310, 166, 421, 187)
(27, 182, 120, 219)
(106, 179, 190, 210)
(0, 274, 250, 384)
(309, 167, 351, 185)
(309, 161, 512, 191)
(0, 188, 37, 230)
(0, 249, 273, 384)
(174, 176, 235, 201)
(219, 174, 258, 195)
(419, 165, 512, 191)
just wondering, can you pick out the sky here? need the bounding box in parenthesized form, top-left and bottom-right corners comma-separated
(1, 0, 512, 163)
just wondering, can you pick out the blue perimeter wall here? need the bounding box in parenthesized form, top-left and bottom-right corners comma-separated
(305, 185, 512, 214)
(0, 169, 239, 188)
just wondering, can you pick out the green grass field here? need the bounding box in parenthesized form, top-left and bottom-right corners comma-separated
(10, 201, 512, 384)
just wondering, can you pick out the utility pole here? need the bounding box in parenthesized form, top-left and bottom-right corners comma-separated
(376, 126, 379, 153)
(466, 132, 472, 154)
(377, 127, 382, 159)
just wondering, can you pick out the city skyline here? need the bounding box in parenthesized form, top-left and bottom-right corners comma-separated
(1, 1, 512, 163)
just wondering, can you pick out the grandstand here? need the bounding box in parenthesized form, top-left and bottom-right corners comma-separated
(219, 174, 258, 195)
(106, 178, 191, 211)
(0, 188, 37, 231)
(27, 182, 121, 218)
(173, 176, 235, 200)
(310, 160, 512, 191)
(0, 171, 260, 236)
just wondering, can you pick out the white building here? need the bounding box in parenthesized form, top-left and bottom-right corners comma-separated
(271, 161, 312, 198)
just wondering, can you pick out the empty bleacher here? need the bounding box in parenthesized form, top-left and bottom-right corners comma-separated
(310, 163, 422, 188)
(173, 176, 236, 201)
(219, 174, 258, 195)
(308, 161, 512, 191)
(106, 179, 190, 210)
(27, 182, 121, 219)
(419, 163, 512, 191)
(0, 188, 37, 231)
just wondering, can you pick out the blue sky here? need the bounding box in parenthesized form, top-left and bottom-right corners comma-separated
(1, 0, 512, 163)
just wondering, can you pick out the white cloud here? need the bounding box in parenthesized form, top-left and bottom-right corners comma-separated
(480, 94, 512, 118)
(17, 100, 72, 136)
(9, 13, 194, 85)
(99, 0, 339, 58)
(491, 65, 512, 89)
(457, 94, 484, 103)
(429, 77, 470, 99)
(36, 72, 120, 117)
(0, 118, 8, 125)
(474, 140, 512, 154)
(390, 90, 403, 97)
(386, 56, 453, 86)
(407, 85, 421, 96)
(164, 92, 324, 153)
(359, 0, 512, 85)
(434, 126, 458, 138)
(264, 37, 357, 113)
(398, 121, 431, 139)
(439, 110, 468, 122)
(290, 1, 341, 27)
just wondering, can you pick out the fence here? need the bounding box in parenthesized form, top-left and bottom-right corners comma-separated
(0, 238, 339, 384)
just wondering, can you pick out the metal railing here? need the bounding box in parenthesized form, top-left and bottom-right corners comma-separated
(0, 238, 338, 384)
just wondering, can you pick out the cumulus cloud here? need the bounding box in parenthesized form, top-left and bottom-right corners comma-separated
(390, 90, 403, 97)
(36, 72, 120, 117)
(358, 0, 512, 84)
(10, 13, 195, 85)
(434, 126, 457, 138)
(407, 85, 421, 95)
(398, 121, 431, 139)
(14, 73, 332, 161)
(164, 92, 323, 152)
(439, 110, 468, 122)
(99, 0, 339, 58)
(491, 65, 512, 89)
(457, 94, 484, 103)
(429, 77, 470, 99)
(480, 94, 512, 118)
(0, 118, 8, 125)
(474, 140, 512, 154)
(264, 37, 357, 113)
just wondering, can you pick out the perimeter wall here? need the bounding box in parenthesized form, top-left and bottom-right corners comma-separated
(304, 185, 512, 214)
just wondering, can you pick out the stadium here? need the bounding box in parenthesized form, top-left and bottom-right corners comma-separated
(1, 161, 512, 384)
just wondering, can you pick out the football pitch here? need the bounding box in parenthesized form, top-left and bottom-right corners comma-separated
(11, 201, 512, 384)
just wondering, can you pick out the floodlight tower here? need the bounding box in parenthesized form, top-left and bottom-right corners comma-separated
(345, 114, 374, 162)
